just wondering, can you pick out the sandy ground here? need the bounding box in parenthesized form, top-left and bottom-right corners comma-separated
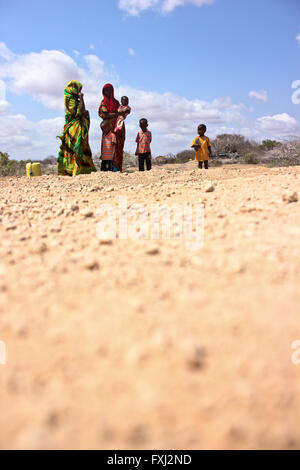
(0, 162, 299, 450)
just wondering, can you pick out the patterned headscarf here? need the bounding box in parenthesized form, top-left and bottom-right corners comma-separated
(102, 83, 120, 113)
(64, 80, 83, 122)
(65, 80, 82, 98)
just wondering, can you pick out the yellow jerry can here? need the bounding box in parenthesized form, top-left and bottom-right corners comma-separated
(26, 162, 42, 177)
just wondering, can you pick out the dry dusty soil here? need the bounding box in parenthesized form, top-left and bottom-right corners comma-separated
(0, 162, 300, 450)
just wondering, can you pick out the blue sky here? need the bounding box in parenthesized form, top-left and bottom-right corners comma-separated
(0, 0, 300, 159)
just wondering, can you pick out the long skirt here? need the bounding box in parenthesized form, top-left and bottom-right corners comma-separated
(114, 126, 125, 172)
(57, 115, 96, 176)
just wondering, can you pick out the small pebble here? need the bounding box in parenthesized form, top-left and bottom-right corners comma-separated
(185, 345, 207, 370)
(89, 185, 102, 192)
(81, 209, 94, 218)
(69, 204, 79, 212)
(282, 192, 298, 203)
(99, 240, 113, 245)
(84, 260, 100, 271)
(146, 247, 160, 255)
(205, 183, 215, 193)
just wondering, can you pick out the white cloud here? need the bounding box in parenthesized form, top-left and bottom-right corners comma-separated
(89, 44, 95, 50)
(0, 79, 6, 102)
(296, 34, 300, 44)
(0, 99, 11, 115)
(36, 117, 65, 136)
(256, 113, 300, 137)
(0, 79, 10, 115)
(0, 42, 15, 61)
(0, 114, 33, 139)
(0, 114, 42, 158)
(119, 0, 159, 15)
(248, 89, 269, 103)
(73, 50, 80, 56)
(128, 48, 136, 56)
(0, 47, 80, 110)
(0, 44, 117, 111)
(116, 86, 246, 126)
(118, 0, 213, 15)
(161, 0, 213, 13)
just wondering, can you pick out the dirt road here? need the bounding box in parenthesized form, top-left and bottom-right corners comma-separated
(0, 163, 299, 449)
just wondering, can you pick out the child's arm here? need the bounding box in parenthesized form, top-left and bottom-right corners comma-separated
(117, 106, 125, 117)
(135, 134, 139, 156)
(191, 137, 200, 151)
(100, 139, 103, 160)
(120, 106, 131, 119)
(112, 143, 116, 161)
(112, 134, 117, 161)
(148, 132, 152, 158)
(207, 138, 212, 157)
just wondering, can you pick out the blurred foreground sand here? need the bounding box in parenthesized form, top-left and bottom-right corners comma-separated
(0, 163, 299, 449)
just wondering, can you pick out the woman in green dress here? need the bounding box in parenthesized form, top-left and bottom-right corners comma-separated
(57, 80, 96, 176)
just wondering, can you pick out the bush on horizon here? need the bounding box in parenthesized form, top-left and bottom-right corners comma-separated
(0, 152, 27, 176)
(242, 153, 259, 164)
(211, 133, 260, 156)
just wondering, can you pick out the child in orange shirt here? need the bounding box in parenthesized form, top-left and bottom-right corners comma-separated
(100, 120, 116, 171)
(135, 118, 152, 171)
(191, 124, 211, 169)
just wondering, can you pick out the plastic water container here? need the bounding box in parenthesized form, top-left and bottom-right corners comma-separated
(26, 162, 42, 177)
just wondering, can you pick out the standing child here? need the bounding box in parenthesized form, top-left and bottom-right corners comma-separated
(114, 96, 131, 133)
(100, 120, 116, 171)
(135, 118, 152, 171)
(191, 124, 211, 169)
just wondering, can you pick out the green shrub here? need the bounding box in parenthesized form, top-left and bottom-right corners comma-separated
(42, 155, 57, 165)
(0, 152, 27, 176)
(211, 134, 260, 156)
(153, 156, 168, 165)
(175, 150, 194, 163)
(259, 139, 280, 151)
(210, 159, 223, 167)
(242, 153, 260, 164)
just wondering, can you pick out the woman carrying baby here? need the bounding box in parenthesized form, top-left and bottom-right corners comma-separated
(98, 84, 130, 172)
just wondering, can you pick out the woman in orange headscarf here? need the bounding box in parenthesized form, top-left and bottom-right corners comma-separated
(98, 84, 129, 172)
